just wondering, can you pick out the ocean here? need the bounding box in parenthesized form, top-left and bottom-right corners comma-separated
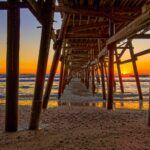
(0, 74, 150, 100)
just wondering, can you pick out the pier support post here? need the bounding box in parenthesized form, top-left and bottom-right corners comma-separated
(29, 0, 54, 130)
(5, 0, 20, 132)
(99, 60, 106, 100)
(95, 66, 100, 85)
(104, 61, 108, 82)
(42, 40, 63, 108)
(107, 45, 115, 109)
(86, 68, 90, 89)
(115, 49, 124, 93)
(107, 20, 115, 110)
(62, 62, 69, 93)
(58, 59, 64, 99)
(42, 15, 70, 109)
(92, 65, 95, 95)
(128, 40, 143, 100)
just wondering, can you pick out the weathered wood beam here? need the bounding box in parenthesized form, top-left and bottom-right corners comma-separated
(118, 41, 130, 59)
(132, 34, 150, 39)
(134, 48, 150, 57)
(24, 0, 56, 42)
(68, 22, 108, 33)
(69, 60, 88, 62)
(107, 9, 150, 45)
(87, 10, 150, 67)
(0, 1, 27, 9)
(29, 0, 54, 130)
(64, 46, 98, 50)
(98, 46, 107, 59)
(65, 33, 109, 39)
(5, 0, 20, 132)
(119, 58, 138, 64)
(69, 57, 90, 60)
(24, 0, 42, 23)
(55, 6, 141, 17)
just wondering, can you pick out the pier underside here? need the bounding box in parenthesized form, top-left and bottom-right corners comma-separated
(0, 0, 150, 131)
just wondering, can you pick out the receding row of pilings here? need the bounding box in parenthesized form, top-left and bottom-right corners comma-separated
(3, 1, 146, 132)
(77, 20, 116, 109)
(78, 38, 144, 110)
(77, 30, 144, 111)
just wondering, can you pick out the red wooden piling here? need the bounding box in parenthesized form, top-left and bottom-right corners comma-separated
(5, 0, 20, 132)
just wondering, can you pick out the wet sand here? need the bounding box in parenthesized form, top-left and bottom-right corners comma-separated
(0, 105, 150, 150)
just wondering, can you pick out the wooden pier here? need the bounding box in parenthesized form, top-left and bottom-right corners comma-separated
(0, 0, 150, 131)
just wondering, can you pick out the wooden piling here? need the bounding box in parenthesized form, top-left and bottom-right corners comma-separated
(92, 65, 95, 96)
(29, 0, 54, 130)
(95, 66, 100, 85)
(107, 20, 115, 110)
(5, 0, 20, 132)
(42, 15, 70, 109)
(104, 61, 108, 82)
(86, 68, 90, 89)
(115, 49, 124, 93)
(42, 39, 63, 108)
(99, 60, 106, 100)
(58, 58, 64, 99)
(62, 62, 69, 93)
(128, 40, 143, 100)
(107, 45, 115, 109)
(91, 49, 95, 96)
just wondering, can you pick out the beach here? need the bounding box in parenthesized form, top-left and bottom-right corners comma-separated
(0, 0, 150, 149)
(0, 78, 150, 150)
(0, 105, 150, 150)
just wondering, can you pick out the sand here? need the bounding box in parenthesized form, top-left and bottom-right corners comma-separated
(0, 78, 150, 150)
(0, 105, 150, 150)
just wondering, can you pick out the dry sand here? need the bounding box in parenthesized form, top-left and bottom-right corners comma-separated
(0, 105, 150, 150)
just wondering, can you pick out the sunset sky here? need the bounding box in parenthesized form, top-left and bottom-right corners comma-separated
(0, 9, 150, 75)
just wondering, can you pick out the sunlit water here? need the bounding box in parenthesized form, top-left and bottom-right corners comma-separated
(0, 100, 149, 110)
(0, 74, 150, 100)
(0, 74, 59, 100)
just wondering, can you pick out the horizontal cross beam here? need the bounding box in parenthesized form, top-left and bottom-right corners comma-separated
(55, 6, 141, 18)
